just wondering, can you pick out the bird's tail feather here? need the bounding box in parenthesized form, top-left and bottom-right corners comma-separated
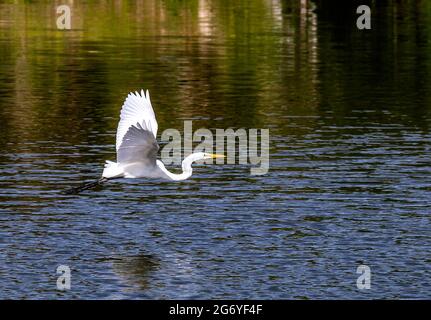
(63, 177, 109, 195)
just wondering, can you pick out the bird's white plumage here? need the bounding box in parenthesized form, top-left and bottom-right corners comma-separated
(116, 122, 160, 178)
(101, 89, 224, 181)
(116, 89, 158, 151)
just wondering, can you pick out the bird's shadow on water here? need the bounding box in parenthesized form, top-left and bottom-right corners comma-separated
(111, 253, 160, 292)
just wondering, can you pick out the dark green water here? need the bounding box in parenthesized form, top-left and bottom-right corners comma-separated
(0, 0, 430, 299)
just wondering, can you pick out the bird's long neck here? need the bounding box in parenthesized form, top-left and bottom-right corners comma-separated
(156, 154, 196, 181)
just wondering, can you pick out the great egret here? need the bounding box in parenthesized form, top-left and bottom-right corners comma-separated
(65, 89, 224, 194)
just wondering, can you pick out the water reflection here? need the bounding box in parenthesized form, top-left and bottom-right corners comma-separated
(0, 0, 430, 299)
(112, 254, 159, 292)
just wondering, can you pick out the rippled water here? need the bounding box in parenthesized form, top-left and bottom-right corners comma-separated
(0, 1, 430, 299)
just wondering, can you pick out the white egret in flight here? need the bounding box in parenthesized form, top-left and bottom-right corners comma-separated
(66, 89, 224, 194)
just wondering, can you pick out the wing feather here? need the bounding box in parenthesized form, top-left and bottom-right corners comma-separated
(116, 90, 158, 151)
(117, 122, 159, 166)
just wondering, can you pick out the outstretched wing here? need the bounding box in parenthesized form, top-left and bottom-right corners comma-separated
(116, 89, 158, 151)
(117, 122, 159, 166)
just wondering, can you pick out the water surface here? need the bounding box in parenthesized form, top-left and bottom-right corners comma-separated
(0, 0, 430, 299)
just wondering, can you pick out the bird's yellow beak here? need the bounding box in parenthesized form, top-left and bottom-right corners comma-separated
(210, 154, 226, 159)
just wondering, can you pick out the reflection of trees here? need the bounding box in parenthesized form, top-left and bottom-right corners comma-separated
(1, 0, 320, 144)
(1, 0, 429, 151)
(314, 0, 431, 128)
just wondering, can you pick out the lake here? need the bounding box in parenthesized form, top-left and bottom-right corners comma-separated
(0, 0, 430, 299)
